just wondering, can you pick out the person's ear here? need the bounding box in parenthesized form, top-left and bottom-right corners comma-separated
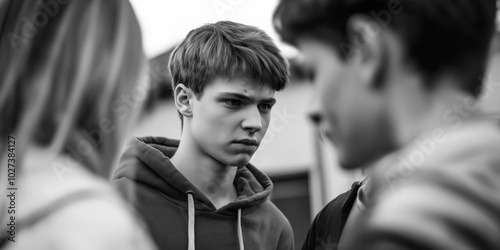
(346, 15, 387, 89)
(174, 84, 194, 117)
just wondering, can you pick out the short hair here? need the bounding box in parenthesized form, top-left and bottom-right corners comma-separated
(273, 0, 498, 96)
(169, 21, 289, 98)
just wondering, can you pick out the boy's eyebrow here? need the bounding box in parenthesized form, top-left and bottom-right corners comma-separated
(218, 92, 276, 104)
(261, 98, 277, 105)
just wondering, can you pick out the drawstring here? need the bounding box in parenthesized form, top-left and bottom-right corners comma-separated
(237, 208, 244, 250)
(186, 192, 244, 250)
(187, 192, 195, 250)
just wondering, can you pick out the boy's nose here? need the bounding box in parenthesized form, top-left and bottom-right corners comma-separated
(242, 107, 263, 133)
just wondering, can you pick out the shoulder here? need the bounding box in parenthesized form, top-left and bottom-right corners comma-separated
(353, 174, 500, 250)
(258, 201, 295, 249)
(39, 197, 157, 250)
(254, 200, 294, 242)
(260, 201, 292, 228)
(304, 189, 349, 239)
(318, 189, 351, 218)
(311, 184, 358, 228)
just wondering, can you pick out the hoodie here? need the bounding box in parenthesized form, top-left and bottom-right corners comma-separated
(113, 136, 294, 250)
(342, 119, 500, 250)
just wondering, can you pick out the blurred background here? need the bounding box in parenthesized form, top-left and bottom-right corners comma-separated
(124, 0, 500, 247)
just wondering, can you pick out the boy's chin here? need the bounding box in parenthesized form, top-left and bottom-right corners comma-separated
(223, 154, 252, 167)
(340, 152, 383, 170)
(337, 151, 367, 170)
(338, 159, 362, 170)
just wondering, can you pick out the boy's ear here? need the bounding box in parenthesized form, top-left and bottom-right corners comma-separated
(346, 15, 387, 89)
(174, 84, 194, 117)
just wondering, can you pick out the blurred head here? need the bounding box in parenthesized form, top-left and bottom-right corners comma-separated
(169, 21, 289, 166)
(274, 0, 497, 169)
(0, 0, 146, 177)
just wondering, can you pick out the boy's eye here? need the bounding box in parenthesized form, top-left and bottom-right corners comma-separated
(224, 99, 242, 107)
(258, 103, 273, 112)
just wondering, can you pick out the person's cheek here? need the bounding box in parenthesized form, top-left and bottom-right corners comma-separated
(261, 114, 271, 138)
(318, 81, 335, 115)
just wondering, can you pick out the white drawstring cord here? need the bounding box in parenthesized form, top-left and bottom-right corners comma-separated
(187, 192, 244, 250)
(187, 192, 195, 250)
(238, 208, 244, 250)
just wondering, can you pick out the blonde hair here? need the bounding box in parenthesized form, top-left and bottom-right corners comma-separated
(0, 0, 146, 177)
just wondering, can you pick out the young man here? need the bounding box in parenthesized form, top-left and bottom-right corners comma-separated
(113, 21, 294, 250)
(274, 0, 500, 249)
(274, 1, 399, 248)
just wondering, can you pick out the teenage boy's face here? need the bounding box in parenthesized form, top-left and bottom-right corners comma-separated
(190, 77, 276, 167)
(299, 39, 394, 169)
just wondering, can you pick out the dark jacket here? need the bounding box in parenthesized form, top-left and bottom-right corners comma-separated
(301, 182, 361, 250)
(113, 136, 294, 250)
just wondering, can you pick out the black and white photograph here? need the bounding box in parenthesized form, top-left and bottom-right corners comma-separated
(1, 0, 500, 249)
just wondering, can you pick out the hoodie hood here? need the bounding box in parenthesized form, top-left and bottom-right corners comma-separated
(114, 136, 273, 214)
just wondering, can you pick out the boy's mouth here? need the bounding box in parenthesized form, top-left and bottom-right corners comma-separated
(233, 139, 259, 146)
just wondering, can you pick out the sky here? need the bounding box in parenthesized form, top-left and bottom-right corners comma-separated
(129, 0, 298, 58)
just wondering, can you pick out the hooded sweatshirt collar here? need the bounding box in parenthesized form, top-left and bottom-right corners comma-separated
(114, 136, 273, 215)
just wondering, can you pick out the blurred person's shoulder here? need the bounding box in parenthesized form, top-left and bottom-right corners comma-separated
(48, 197, 157, 250)
(9, 159, 157, 250)
(7, 187, 157, 250)
(351, 170, 500, 250)
(349, 121, 500, 249)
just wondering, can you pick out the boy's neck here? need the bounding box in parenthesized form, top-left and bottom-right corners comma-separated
(399, 81, 481, 146)
(171, 133, 238, 209)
